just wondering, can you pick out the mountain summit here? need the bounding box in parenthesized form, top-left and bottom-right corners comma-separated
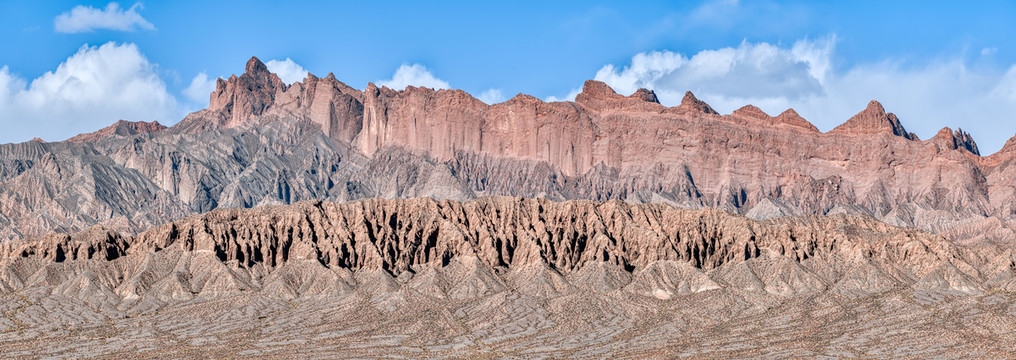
(830, 100, 916, 139)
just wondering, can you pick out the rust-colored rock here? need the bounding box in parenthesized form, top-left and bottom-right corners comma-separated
(676, 90, 719, 114)
(774, 108, 819, 132)
(732, 104, 770, 121)
(66, 120, 166, 143)
(930, 127, 980, 155)
(731, 106, 819, 132)
(829, 100, 916, 139)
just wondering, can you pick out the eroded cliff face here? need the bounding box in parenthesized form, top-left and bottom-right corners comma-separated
(2, 197, 1010, 302)
(66, 120, 167, 143)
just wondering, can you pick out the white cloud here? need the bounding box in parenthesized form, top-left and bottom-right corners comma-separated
(981, 47, 998, 56)
(477, 88, 506, 104)
(378, 64, 450, 90)
(0, 42, 177, 144)
(992, 66, 1016, 102)
(183, 72, 217, 104)
(593, 51, 687, 96)
(546, 88, 582, 102)
(265, 58, 309, 85)
(594, 38, 833, 106)
(588, 36, 1016, 154)
(54, 2, 155, 33)
(0, 66, 26, 104)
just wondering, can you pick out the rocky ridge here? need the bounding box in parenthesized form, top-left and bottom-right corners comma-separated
(829, 100, 917, 140)
(66, 120, 167, 143)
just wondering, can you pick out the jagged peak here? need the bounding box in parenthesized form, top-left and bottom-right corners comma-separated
(774, 109, 819, 132)
(504, 93, 543, 105)
(830, 100, 915, 140)
(1001, 134, 1016, 155)
(628, 88, 660, 104)
(215, 77, 228, 92)
(732, 104, 770, 120)
(197, 56, 288, 128)
(932, 127, 980, 155)
(576, 80, 622, 102)
(777, 108, 801, 118)
(863, 100, 885, 114)
(364, 81, 398, 101)
(678, 91, 718, 115)
(574, 81, 664, 111)
(245, 56, 269, 76)
(67, 119, 167, 143)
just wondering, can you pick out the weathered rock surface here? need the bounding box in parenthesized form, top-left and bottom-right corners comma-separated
(829, 100, 917, 140)
(66, 120, 167, 143)
(1, 197, 1014, 358)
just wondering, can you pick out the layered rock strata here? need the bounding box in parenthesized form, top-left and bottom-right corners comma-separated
(1, 198, 1015, 357)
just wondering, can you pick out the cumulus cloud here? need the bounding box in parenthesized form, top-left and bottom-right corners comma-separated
(0, 42, 177, 143)
(477, 88, 506, 104)
(593, 38, 833, 105)
(546, 88, 582, 103)
(54, 2, 155, 33)
(183, 72, 217, 104)
(265, 58, 309, 85)
(378, 64, 449, 90)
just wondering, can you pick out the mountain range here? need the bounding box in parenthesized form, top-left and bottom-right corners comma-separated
(3, 56, 1015, 244)
(2, 57, 1016, 358)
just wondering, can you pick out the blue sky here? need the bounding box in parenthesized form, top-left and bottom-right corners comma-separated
(2, 1, 1016, 154)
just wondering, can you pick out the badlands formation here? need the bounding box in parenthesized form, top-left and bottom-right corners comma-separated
(0, 57, 1015, 358)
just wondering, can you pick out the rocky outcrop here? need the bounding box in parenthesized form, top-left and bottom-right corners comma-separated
(774, 108, 820, 131)
(66, 120, 166, 143)
(676, 91, 718, 114)
(0, 225, 130, 262)
(208, 57, 287, 128)
(829, 100, 916, 140)
(269, 72, 365, 143)
(629, 87, 660, 103)
(732, 106, 819, 132)
(732, 104, 770, 121)
(930, 127, 980, 155)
